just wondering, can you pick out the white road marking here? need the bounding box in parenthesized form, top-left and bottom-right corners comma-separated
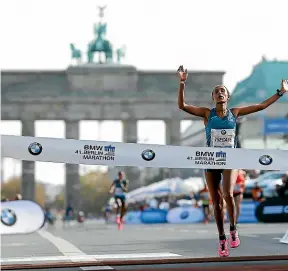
(0, 253, 182, 263)
(38, 229, 96, 262)
(242, 234, 258, 238)
(179, 229, 189, 232)
(196, 230, 209, 234)
(273, 237, 281, 240)
(1, 243, 27, 247)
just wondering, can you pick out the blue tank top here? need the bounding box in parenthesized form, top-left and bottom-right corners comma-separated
(113, 179, 127, 195)
(205, 108, 238, 148)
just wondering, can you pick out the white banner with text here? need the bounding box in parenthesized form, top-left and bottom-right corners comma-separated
(1, 135, 287, 170)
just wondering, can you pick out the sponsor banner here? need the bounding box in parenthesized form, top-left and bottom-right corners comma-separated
(167, 207, 204, 224)
(124, 202, 258, 224)
(125, 211, 142, 224)
(255, 198, 288, 223)
(264, 118, 288, 135)
(140, 209, 168, 224)
(1, 200, 45, 235)
(2, 135, 288, 170)
(236, 202, 258, 223)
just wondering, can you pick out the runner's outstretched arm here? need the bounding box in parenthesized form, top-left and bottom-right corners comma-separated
(109, 182, 115, 194)
(177, 65, 210, 118)
(232, 79, 287, 117)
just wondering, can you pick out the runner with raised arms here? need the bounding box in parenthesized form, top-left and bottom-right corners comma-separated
(177, 65, 287, 257)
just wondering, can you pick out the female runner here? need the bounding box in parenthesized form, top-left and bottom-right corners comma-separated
(177, 65, 287, 257)
(233, 169, 246, 224)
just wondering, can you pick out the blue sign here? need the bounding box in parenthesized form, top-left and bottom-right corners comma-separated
(140, 209, 168, 224)
(125, 211, 142, 224)
(236, 202, 258, 223)
(264, 118, 288, 135)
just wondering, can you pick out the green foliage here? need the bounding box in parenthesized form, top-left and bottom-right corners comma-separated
(52, 170, 112, 214)
(79, 171, 112, 214)
(1, 177, 46, 206)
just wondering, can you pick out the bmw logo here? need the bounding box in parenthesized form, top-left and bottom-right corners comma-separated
(141, 149, 156, 161)
(259, 155, 273, 166)
(28, 142, 43, 156)
(1, 209, 17, 226)
(180, 210, 189, 219)
(221, 130, 226, 135)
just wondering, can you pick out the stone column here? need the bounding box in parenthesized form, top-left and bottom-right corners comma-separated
(21, 120, 35, 201)
(122, 119, 140, 190)
(65, 120, 80, 211)
(122, 119, 138, 143)
(165, 119, 181, 178)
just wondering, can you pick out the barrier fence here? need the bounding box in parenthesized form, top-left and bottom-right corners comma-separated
(123, 199, 288, 224)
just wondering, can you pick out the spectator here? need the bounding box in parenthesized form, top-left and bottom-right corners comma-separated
(251, 182, 265, 203)
(14, 194, 22, 200)
(277, 174, 288, 198)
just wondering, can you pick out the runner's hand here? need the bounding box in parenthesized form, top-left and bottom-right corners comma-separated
(177, 65, 188, 82)
(281, 79, 288, 93)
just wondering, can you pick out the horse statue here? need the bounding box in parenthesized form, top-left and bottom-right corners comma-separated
(70, 43, 82, 65)
(116, 46, 126, 64)
(87, 23, 113, 63)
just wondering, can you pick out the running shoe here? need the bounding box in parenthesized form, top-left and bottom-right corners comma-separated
(116, 215, 120, 225)
(230, 230, 240, 248)
(218, 239, 229, 257)
(118, 222, 124, 230)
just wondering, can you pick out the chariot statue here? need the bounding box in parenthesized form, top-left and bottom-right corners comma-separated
(69, 5, 126, 64)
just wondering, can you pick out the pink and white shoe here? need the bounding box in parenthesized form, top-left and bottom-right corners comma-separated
(218, 239, 229, 257)
(230, 230, 240, 248)
(118, 221, 124, 230)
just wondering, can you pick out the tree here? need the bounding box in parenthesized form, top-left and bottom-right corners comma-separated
(79, 171, 112, 214)
(52, 170, 112, 214)
(1, 177, 46, 206)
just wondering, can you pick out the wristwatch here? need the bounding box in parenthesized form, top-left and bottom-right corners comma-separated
(180, 80, 186, 86)
(277, 89, 284, 97)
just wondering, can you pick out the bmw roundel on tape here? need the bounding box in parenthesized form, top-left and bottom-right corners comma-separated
(28, 142, 43, 156)
(259, 154, 273, 166)
(1, 209, 17, 227)
(1, 135, 288, 170)
(141, 149, 155, 161)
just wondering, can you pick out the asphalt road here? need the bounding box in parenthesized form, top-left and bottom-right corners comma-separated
(1, 221, 288, 268)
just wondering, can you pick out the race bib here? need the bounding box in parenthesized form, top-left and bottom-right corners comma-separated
(211, 129, 235, 148)
(115, 188, 123, 195)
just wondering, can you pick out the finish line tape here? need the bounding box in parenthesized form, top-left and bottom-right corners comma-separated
(1, 135, 287, 170)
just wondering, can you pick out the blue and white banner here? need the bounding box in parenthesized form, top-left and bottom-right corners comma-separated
(236, 202, 258, 223)
(124, 203, 258, 224)
(1, 135, 288, 170)
(166, 207, 204, 224)
(264, 118, 288, 135)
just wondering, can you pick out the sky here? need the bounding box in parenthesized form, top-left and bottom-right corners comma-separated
(1, 0, 288, 185)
